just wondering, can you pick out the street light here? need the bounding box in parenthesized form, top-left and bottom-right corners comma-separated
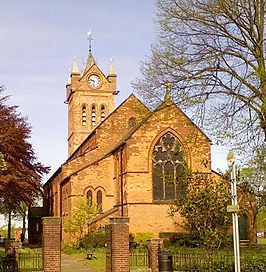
(227, 150, 241, 272)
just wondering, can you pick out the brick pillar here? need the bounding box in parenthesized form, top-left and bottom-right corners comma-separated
(42, 217, 61, 272)
(106, 217, 130, 272)
(148, 238, 163, 272)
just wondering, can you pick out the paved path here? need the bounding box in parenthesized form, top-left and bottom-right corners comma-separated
(61, 253, 93, 272)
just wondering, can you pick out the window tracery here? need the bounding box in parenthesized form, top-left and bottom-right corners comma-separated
(152, 132, 186, 201)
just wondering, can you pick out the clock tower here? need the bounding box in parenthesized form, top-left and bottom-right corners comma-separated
(66, 49, 117, 157)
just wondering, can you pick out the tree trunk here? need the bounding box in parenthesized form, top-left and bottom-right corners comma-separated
(22, 214, 26, 230)
(7, 211, 11, 239)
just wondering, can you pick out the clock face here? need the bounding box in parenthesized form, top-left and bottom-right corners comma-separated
(88, 74, 101, 89)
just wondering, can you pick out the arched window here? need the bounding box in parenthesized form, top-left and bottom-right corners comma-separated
(96, 190, 103, 212)
(100, 105, 106, 122)
(82, 105, 87, 126)
(91, 105, 96, 127)
(128, 117, 137, 129)
(152, 132, 186, 201)
(86, 190, 93, 205)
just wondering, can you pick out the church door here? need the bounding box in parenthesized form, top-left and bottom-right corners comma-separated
(239, 214, 248, 240)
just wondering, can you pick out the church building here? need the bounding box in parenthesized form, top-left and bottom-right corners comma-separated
(42, 46, 255, 243)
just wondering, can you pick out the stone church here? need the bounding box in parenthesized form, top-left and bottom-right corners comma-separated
(42, 48, 255, 243)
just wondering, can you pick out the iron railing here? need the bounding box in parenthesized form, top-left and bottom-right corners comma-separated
(0, 253, 43, 272)
(171, 251, 234, 271)
(130, 250, 149, 268)
(18, 253, 43, 271)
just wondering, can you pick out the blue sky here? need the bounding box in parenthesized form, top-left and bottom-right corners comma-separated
(0, 0, 228, 183)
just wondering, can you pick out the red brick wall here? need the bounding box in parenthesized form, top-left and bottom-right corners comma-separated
(148, 239, 163, 272)
(106, 217, 130, 272)
(42, 217, 61, 272)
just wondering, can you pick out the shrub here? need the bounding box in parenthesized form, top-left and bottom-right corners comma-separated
(129, 233, 154, 249)
(78, 232, 107, 249)
(160, 232, 203, 248)
(61, 243, 78, 254)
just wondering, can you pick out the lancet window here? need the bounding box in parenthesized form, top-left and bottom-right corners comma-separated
(82, 105, 87, 126)
(91, 105, 96, 127)
(100, 105, 106, 122)
(86, 190, 93, 205)
(96, 190, 103, 212)
(152, 132, 186, 201)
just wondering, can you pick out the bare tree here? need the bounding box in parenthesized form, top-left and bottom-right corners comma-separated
(133, 0, 266, 149)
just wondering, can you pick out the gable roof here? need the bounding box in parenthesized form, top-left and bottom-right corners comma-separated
(43, 94, 212, 187)
(156, 99, 212, 143)
(67, 93, 150, 161)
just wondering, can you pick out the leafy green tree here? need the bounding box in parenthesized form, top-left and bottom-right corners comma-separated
(171, 172, 232, 250)
(239, 146, 266, 207)
(237, 146, 266, 239)
(133, 0, 266, 149)
(64, 196, 99, 245)
(0, 224, 15, 239)
(256, 207, 266, 234)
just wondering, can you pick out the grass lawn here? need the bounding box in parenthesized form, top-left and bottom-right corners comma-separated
(257, 237, 266, 244)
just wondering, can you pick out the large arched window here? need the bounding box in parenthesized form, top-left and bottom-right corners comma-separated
(96, 190, 103, 212)
(152, 132, 186, 201)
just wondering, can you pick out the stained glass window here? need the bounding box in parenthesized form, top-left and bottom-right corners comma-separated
(152, 132, 186, 201)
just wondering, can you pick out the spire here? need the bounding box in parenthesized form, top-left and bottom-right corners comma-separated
(71, 56, 80, 75)
(109, 58, 116, 75)
(87, 31, 93, 53)
(83, 52, 96, 74)
(164, 81, 172, 101)
(83, 31, 97, 75)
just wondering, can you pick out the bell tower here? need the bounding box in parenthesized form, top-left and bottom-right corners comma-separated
(65, 34, 117, 156)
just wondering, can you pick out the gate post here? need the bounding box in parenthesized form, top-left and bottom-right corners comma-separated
(106, 217, 130, 272)
(148, 238, 163, 272)
(42, 217, 61, 272)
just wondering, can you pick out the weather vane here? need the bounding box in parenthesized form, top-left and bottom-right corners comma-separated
(87, 31, 93, 53)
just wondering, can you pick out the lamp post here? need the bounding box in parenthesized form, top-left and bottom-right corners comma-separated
(227, 150, 241, 272)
